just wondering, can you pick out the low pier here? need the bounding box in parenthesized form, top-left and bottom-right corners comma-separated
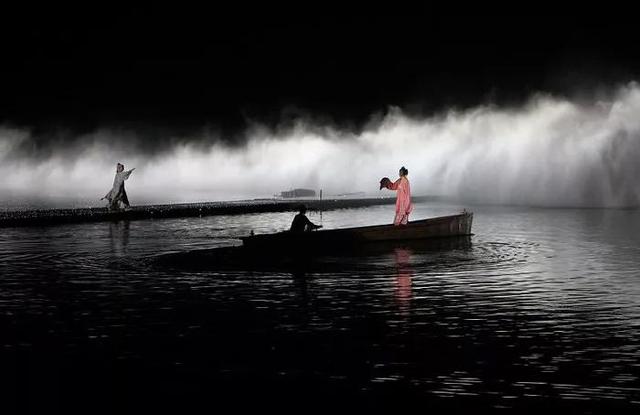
(1, 196, 438, 228)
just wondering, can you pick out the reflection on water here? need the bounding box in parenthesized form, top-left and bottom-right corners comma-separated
(394, 247, 413, 315)
(1, 203, 640, 412)
(109, 220, 130, 257)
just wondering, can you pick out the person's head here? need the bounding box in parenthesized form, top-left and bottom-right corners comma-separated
(399, 166, 408, 177)
(117, 163, 124, 172)
(298, 204, 307, 214)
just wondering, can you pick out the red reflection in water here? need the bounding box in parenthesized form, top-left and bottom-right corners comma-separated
(394, 247, 413, 314)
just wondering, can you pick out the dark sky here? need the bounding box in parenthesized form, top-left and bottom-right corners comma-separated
(2, 6, 639, 136)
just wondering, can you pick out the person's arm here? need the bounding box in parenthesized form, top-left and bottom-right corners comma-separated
(387, 178, 401, 190)
(305, 216, 322, 229)
(123, 168, 135, 180)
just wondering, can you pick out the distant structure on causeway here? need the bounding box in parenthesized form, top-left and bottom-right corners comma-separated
(335, 191, 366, 198)
(280, 188, 316, 198)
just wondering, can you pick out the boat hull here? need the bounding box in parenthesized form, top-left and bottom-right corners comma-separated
(240, 212, 473, 251)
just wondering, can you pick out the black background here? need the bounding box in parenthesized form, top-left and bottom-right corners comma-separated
(2, 6, 639, 137)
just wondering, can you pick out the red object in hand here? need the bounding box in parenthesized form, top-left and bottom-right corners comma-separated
(379, 177, 392, 190)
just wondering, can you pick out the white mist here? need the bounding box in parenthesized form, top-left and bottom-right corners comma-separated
(1, 84, 639, 209)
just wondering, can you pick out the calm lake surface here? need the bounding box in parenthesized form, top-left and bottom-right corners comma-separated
(2, 202, 640, 413)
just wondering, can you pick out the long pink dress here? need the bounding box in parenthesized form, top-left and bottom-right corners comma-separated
(388, 177, 413, 225)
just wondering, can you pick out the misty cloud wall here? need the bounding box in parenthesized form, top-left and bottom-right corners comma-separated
(1, 84, 640, 209)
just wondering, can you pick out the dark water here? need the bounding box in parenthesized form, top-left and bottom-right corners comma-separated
(2, 203, 640, 413)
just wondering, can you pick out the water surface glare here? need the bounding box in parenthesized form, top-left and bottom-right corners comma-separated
(2, 202, 640, 412)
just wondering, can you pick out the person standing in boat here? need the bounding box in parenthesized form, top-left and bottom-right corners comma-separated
(290, 204, 322, 233)
(381, 166, 413, 225)
(102, 163, 135, 211)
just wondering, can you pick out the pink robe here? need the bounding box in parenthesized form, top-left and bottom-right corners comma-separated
(388, 177, 413, 225)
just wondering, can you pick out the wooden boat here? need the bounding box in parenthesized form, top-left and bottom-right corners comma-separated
(240, 211, 473, 252)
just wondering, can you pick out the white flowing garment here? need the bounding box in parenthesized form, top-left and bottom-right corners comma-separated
(104, 169, 133, 206)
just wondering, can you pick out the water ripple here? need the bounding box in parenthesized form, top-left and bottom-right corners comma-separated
(1, 203, 640, 410)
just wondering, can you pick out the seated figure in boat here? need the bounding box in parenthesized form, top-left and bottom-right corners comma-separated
(380, 166, 413, 225)
(290, 205, 322, 233)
